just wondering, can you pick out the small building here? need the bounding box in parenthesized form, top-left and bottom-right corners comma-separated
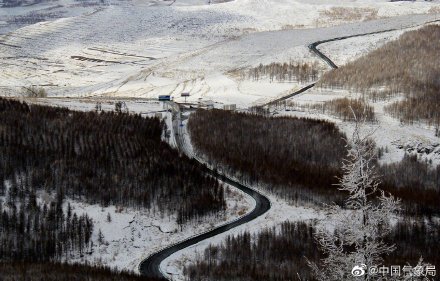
(158, 95, 171, 101)
(223, 104, 236, 111)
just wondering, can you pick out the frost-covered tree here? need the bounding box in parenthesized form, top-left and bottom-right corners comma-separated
(308, 119, 401, 281)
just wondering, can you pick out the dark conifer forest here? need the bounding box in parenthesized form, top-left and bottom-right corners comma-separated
(0, 97, 225, 263)
(189, 109, 347, 206)
(381, 154, 440, 216)
(185, 222, 320, 281)
(185, 220, 440, 281)
(238, 61, 320, 83)
(188, 109, 440, 215)
(319, 25, 440, 127)
(186, 109, 440, 281)
(0, 262, 162, 281)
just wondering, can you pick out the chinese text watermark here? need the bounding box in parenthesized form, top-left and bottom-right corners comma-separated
(351, 264, 436, 279)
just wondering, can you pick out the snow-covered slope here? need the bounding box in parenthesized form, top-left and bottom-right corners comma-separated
(64, 184, 254, 272)
(14, 97, 255, 273)
(1, 0, 439, 105)
(1, 1, 440, 276)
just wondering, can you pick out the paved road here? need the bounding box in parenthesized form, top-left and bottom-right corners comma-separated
(309, 17, 440, 70)
(308, 28, 399, 70)
(262, 28, 399, 107)
(264, 83, 316, 107)
(139, 18, 440, 279)
(262, 30, 397, 107)
(263, 19, 440, 107)
(138, 103, 271, 280)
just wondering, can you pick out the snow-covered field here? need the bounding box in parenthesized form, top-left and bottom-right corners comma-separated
(280, 86, 440, 166)
(1, 0, 439, 107)
(277, 20, 440, 167)
(159, 15, 440, 280)
(0, 170, 254, 273)
(2, 0, 440, 278)
(317, 29, 405, 66)
(63, 183, 254, 272)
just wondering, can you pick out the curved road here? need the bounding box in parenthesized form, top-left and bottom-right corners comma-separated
(264, 19, 440, 107)
(140, 19, 440, 280)
(309, 18, 440, 70)
(308, 28, 399, 70)
(139, 169, 271, 279)
(263, 28, 398, 106)
(139, 103, 271, 279)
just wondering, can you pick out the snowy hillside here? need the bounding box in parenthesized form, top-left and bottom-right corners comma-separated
(1, 0, 440, 278)
(1, 0, 439, 106)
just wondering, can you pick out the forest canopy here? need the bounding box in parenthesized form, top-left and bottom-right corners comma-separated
(0, 262, 163, 281)
(188, 109, 347, 206)
(0, 97, 225, 263)
(188, 109, 440, 215)
(318, 25, 440, 127)
(185, 220, 440, 281)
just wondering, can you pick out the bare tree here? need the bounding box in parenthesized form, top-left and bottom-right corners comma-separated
(319, 25, 440, 127)
(309, 118, 401, 281)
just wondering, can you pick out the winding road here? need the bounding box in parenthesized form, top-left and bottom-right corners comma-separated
(264, 18, 440, 107)
(139, 19, 440, 280)
(139, 103, 271, 279)
(307, 28, 399, 70)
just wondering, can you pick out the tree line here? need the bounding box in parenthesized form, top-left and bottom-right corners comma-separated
(188, 109, 440, 215)
(287, 97, 376, 122)
(240, 61, 320, 83)
(380, 154, 440, 216)
(318, 25, 440, 128)
(0, 98, 225, 226)
(188, 109, 347, 206)
(0, 176, 93, 261)
(185, 221, 320, 281)
(0, 262, 163, 281)
(0, 97, 226, 269)
(185, 219, 440, 281)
